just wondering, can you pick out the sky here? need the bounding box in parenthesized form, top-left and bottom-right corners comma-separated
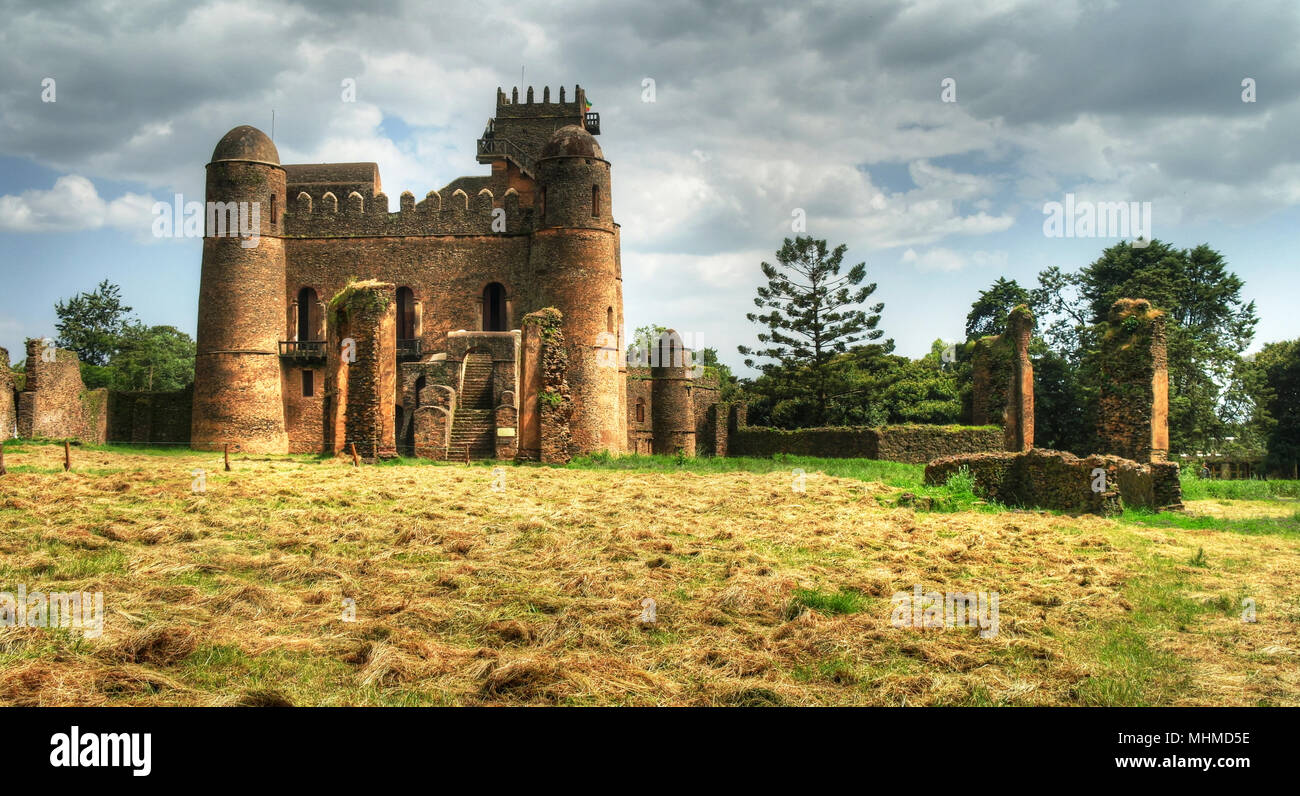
(1, 0, 1298, 374)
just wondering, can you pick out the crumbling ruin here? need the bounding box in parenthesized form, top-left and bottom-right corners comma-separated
(927, 300, 1182, 514)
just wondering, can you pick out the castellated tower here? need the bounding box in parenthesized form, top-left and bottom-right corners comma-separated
(191, 125, 289, 453)
(527, 125, 626, 454)
(650, 330, 697, 457)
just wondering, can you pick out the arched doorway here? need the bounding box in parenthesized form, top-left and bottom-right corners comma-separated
(482, 282, 507, 331)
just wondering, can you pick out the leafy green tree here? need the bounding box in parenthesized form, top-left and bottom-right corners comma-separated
(738, 236, 884, 425)
(1030, 241, 1257, 455)
(626, 324, 667, 361)
(54, 280, 133, 370)
(1247, 340, 1300, 477)
(109, 324, 195, 391)
(966, 277, 1030, 340)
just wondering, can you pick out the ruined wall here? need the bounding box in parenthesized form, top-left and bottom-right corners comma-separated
(282, 366, 324, 454)
(968, 304, 1035, 450)
(326, 281, 397, 458)
(16, 339, 106, 443)
(728, 421, 1003, 463)
(519, 309, 572, 463)
(626, 375, 653, 454)
(1093, 298, 1169, 462)
(106, 387, 193, 445)
(0, 347, 15, 439)
(924, 448, 1182, 515)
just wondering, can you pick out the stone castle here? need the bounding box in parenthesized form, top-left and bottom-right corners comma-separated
(191, 85, 718, 460)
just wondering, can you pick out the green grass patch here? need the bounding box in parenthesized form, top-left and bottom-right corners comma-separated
(1120, 507, 1300, 538)
(785, 587, 866, 618)
(1179, 473, 1300, 501)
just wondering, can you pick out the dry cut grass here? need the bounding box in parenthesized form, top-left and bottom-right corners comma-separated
(0, 443, 1297, 706)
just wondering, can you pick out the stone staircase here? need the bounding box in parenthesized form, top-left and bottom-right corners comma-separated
(448, 353, 495, 459)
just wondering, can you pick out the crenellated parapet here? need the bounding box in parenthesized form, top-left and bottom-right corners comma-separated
(282, 184, 530, 237)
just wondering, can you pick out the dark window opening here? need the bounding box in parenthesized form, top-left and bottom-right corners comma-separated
(635, 399, 645, 423)
(483, 282, 507, 331)
(539, 187, 546, 221)
(396, 286, 416, 340)
(606, 306, 614, 334)
(591, 185, 600, 218)
(270, 194, 277, 226)
(297, 287, 318, 341)
(302, 369, 314, 397)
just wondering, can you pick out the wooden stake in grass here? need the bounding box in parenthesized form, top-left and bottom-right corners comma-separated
(64, 440, 71, 472)
(224, 443, 231, 472)
(351, 443, 360, 467)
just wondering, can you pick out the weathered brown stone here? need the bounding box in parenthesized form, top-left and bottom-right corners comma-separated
(16, 339, 106, 444)
(1094, 298, 1169, 462)
(925, 447, 1182, 515)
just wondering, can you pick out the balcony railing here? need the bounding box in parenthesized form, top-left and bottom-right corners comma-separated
(279, 340, 326, 360)
(584, 112, 600, 135)
(475, 137, 536, 178)
(397, 338, 423, 359)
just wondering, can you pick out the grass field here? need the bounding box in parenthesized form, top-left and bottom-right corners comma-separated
(0, 441, 1297, 706)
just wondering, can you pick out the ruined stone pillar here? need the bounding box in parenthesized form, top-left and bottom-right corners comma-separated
(326, 281, 397, 459)
(1096, 298, 1169, 462)
(1004, 304, 1035, 452)
(0, 347, 15, 440)
(970, 304, 1034, 450)
(519, 309, 571, 463)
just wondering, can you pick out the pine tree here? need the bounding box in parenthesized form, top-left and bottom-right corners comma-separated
(738, 236, 884, 425)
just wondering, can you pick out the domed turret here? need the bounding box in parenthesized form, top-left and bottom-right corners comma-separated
(192, 124, 289, 453)
(211, 125, 280, 165)
(528, 123, 622, 453)
(540, 125, 602, 160)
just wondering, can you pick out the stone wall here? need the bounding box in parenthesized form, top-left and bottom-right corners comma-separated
(970, 303, 1035, 452)
(728, 422, 1003, 463)
(1093, 298, 1169, 462)
(519, 308, 573, 463)
(326, 280, 397, 458)
(106, 387, 193, 445)
(0, 347, 15, 439)
(15, 339, 106, 444)
(924, 448, 1183, 515)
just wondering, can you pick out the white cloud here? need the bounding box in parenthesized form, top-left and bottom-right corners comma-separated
(0, 176, 156, 234)
(902, 246, 1008, 272)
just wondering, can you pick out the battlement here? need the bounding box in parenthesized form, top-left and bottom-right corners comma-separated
(283, 185, 532, 237)
(494, 85, 587, 117)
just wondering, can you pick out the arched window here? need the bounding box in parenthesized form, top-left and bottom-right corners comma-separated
(396, 287, 415, 340)
(606, 306, 614, 334)
(591, 185, 600, 218)
(270, 194, 277, 226)
(635, 398, 645, 423)
(483, 282, 507, 332)
(297, 287, 318, 341)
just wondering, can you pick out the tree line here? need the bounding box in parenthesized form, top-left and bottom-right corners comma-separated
(725, 235, 1298, 475)
(10, 280, 196, 393)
